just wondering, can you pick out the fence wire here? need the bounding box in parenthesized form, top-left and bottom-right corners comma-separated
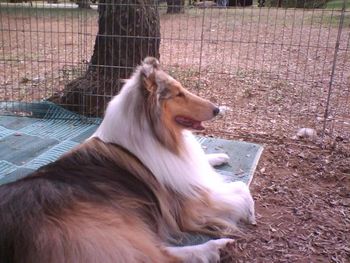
(0, 0, 349, 141)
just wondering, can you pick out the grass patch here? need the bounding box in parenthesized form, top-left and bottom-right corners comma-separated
(0, 6, 96, 18)
(325, 0, 350, 10)
(312, 12, 350, 27)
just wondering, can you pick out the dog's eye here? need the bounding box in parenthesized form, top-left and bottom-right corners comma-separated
(176, 92, 185, 98)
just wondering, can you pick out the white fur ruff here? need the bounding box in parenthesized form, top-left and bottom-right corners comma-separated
(92, 67, 256, 225)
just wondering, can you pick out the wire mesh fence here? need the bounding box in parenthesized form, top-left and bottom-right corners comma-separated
(0, 0, 349, 142)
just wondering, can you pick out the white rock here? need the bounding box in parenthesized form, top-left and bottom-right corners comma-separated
(296, 128, 317, 141)
(218, 106, 231, 116)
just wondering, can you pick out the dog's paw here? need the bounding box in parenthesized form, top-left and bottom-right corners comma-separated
(207, 238, 234, 249)
(200, 238, 234, 263)
(166, 238, 234, 263)
(207, 153, 230, 167)
(248, 211, 257, 225)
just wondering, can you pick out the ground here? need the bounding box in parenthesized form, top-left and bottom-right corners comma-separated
(212, 132, 350, 263)
(1, 3, 350, 262)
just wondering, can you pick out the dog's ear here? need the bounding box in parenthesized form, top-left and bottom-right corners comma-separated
(141, 57, 159, 93)
(141, 57, 160, 75)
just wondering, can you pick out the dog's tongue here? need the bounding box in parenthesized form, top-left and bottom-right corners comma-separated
(175, 116, 204, 130)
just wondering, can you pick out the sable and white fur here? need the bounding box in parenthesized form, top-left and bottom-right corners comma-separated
(0, 57, 255, 263)
(93, 57, 255, 222)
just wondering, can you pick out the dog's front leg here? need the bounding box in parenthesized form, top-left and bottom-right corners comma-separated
(206, 153, 230, 167)
(166, 238, 233, 263)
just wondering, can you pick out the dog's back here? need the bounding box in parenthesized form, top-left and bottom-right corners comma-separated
(0, 138, 179, 263)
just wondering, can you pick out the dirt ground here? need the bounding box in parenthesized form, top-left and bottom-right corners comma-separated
(209, 132, 350, 263)
(1, 5, 350, 262)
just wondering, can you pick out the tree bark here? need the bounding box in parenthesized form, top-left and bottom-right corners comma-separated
(166, 0, 185, 14)
(49, 0, 160, 116)
(76, 0, 91, 9)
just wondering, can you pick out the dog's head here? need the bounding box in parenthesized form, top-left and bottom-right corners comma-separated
(137, 57, 220, 153)
(140, 57, 220, 132)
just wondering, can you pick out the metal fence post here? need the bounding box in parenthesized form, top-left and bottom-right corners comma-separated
(197, 6, 206, 90)
(322, 0, 347, 141)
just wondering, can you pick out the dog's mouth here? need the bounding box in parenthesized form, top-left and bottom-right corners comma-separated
(175, 116, 205, 130)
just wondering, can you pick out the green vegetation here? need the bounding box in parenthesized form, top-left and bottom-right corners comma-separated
(0, 6, 96, 18)
(311, 11, 350, 28)
(266, 0, 328, 8)
(325, 0, 350, 9)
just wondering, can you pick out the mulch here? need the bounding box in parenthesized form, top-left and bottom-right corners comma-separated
(215, 133, 350, 263)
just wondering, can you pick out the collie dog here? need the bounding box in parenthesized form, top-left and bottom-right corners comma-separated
(0, 57, 255, 263)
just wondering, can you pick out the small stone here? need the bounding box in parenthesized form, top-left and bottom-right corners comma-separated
(296, 128, 317, 141)
(218, 106, 231, 116)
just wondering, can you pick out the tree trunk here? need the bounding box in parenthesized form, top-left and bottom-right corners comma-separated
(76, 0, 91, 9)
(49, 0, 160, 116)
(166, 0, 185, 14)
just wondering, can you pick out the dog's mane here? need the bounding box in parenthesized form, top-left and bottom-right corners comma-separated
(91, 58, 254, 234)
(93, 61, 225, 197)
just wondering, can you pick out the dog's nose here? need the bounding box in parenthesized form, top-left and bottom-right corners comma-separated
(213, 107, 220, 116)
